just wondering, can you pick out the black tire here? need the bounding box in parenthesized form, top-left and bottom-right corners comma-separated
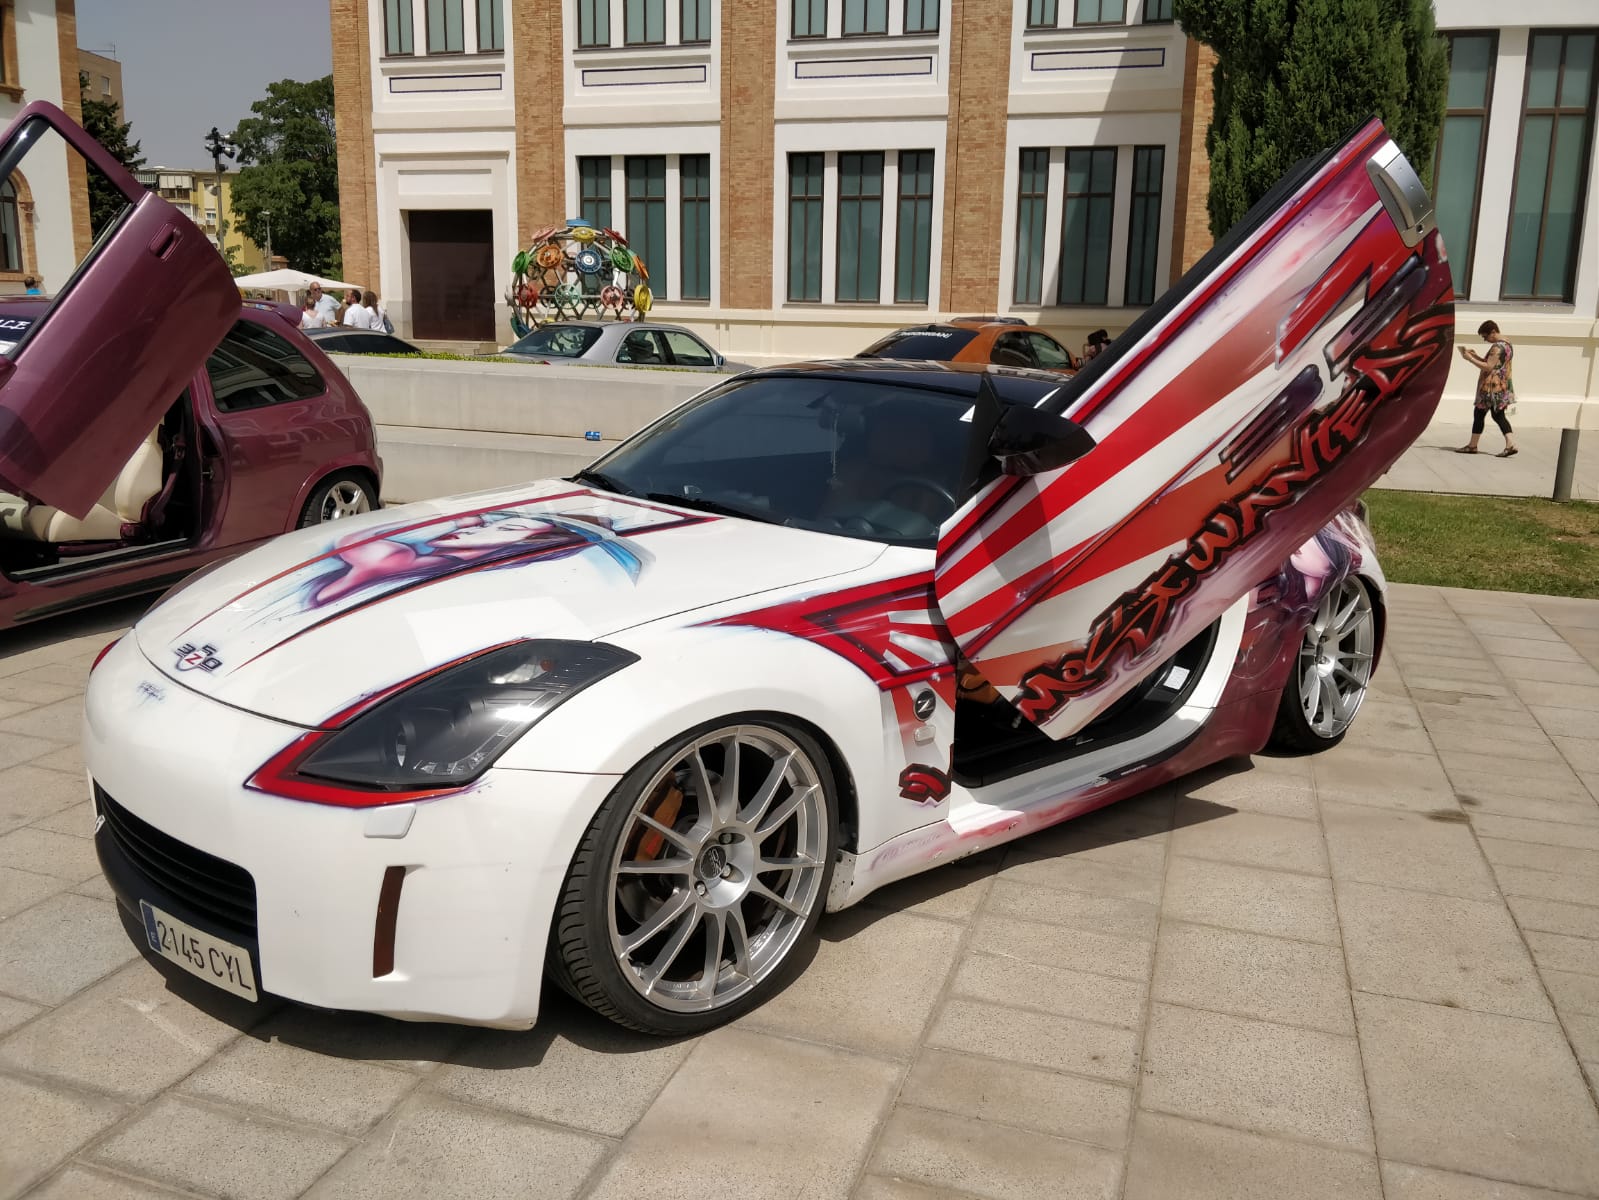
(297, 472, 378, 528)
(547, 718, 839, 1036)
(1269, 575, 1379, 753)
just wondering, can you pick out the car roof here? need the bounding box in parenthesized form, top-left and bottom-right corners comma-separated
(534, 320, 700, 336)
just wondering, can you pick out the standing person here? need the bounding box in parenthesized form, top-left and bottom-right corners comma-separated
(1456, 320, 1518, 457)
(308, 282, 338, 325)
(1082, 329, 1110, 362)
(21, 275, 41, 295)
(342, 289, 372, 328)
(299, 296, 327, 329)
(363, 290, 391, 333)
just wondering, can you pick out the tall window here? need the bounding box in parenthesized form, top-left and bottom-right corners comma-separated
(626, 156, 667, 300)
(1504, 30, 1597, 302)
(682, 0, 711, 43)
(477, 0, 503, 50)
(426, 0, 464, 52)
(1027, 0, 1058, 27)
(1124, 146, 1164, 306)
(1013, 149, 1049, 305)
(1434, 33, 1496, 295)
(578, 0, 610, 46)
(793, 0, 827, 37)
(788, 154, 825, 302)
(843, 0, 888, 35)
(626, 0, 667, 44)
(0, 180, 19, 272)
(836, 152, 884, 302)
(579, 157, 612, 230)
(1058, 147, 1116, 305)
(681, 155, 712, 301)
(1142, 0, 1173, 21)
(905, 0, 939, 33)
(385, 0, 414, 54)
(895, 150, 935, 304)
(1074, 0, 1126, 25)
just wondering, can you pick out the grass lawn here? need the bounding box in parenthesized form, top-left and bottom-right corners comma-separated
(1362, 490, 1599, 599)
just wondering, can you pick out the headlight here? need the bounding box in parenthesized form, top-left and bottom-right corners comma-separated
(247, 640, 637, 806)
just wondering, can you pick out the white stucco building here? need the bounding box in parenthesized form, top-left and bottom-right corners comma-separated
(333, 0, 1597, 423)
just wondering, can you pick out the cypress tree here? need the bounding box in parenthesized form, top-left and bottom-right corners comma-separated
(1175, 0, 1448, 237)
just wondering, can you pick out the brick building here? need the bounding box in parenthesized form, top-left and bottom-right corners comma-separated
(333, 0, 1598, 421)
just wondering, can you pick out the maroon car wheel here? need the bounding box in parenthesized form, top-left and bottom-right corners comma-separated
(298, 474, 378, 528)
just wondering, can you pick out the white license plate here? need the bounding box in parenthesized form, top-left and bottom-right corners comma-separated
(139, 900, 258, 1001)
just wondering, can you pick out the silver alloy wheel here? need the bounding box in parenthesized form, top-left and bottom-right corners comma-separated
(607, 726, 829, 1013)
(319, 481, 372, 522)
(1298, 576, 1376, 738)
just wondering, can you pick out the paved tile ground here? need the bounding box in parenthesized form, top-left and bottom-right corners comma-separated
(1382, 421, 1599, 501)
(2, 586, 1598, 1199)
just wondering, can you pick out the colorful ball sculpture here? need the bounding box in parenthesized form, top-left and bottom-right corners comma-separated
(507, 219, 653, 336)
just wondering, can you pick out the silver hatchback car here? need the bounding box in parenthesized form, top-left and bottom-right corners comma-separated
(497, 322, 750, 373)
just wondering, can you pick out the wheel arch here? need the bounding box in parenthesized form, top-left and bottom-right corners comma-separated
(287, 462, 382, 530)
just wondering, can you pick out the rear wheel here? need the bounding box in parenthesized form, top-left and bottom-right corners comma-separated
(548, 720, 837, 1036)
(298, 473, 377, 527)
(1270, 575, 1378, 751)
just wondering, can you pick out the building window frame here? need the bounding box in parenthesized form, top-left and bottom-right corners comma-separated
(895, 149, 935, 305)
(787, 152, 825, 302)
(625, 155, 668, 300)
(1502, 27, 1598, 303)
(680, 154, 712, 301)
(425, 0, 465, 54)
(1123, 145, 1164, 307)
(1433, 31, 1497, 297)
(624, 0, 668, 46)
(904, 0, 939, 34)
(1013, 148, 1050, 306)
(476, 0, 503, 51)
(384, 0, 415, 55)
(1057, 146, 1117, 306)
(1141, 0, 1173, 23)
(579, 156, 613, 230)
(681, 0, 711, 43)
(577, 0, 611, 47)
(842, 0, 888, 36)
(1073, 0, 1127, 27)
(835, 151, 885, 303)
(1026, 0, 1059, 28)
(0, 178, 20, 272)
(792, 0, 827, 39)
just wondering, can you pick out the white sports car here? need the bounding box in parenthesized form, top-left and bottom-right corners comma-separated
(68, 119, 1453, 1034)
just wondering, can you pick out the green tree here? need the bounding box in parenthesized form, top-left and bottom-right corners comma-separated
(79, 72, 145, 237)
(227, 76, 341, 274)
(1175, 0, 1448, 237)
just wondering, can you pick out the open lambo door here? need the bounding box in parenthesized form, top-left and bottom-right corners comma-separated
(0, 101, 240, 519)
(935, 118, 1454, 740)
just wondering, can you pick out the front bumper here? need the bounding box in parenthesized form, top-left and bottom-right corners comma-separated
(84, 635, 618, 1029)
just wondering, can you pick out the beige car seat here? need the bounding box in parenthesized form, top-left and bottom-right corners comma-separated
(3, 425, 164, 542)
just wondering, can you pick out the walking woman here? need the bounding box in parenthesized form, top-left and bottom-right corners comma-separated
(1456, 320, 1518, 457)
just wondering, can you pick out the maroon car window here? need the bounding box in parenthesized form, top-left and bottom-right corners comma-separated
(858, 328, 977, 360)
(206, 321, 325, 413)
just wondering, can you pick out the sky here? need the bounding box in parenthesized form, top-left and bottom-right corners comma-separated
(75, 0, 334, 170)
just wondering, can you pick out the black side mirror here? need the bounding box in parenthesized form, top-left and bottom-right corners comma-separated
(988, 404, 1096, 476)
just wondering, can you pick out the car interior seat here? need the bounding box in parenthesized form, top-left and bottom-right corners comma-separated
(7, 424, 165, 543)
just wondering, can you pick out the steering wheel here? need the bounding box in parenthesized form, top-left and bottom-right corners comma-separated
(886, 477, 957, 517)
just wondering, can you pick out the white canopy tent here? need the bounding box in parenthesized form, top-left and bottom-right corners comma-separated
(231, 268, 355, 295)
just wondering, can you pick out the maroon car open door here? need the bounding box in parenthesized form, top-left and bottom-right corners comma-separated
(0, 101, 240, 518)
(935, 119, 1454, 740)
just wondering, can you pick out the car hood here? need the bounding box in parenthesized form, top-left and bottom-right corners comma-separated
(132, 479, 885, 726)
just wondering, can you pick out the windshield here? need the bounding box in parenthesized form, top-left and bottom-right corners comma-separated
(583, 374, 978, 548)
(858, 328, 977, 361)
(507, 325, 603, 358)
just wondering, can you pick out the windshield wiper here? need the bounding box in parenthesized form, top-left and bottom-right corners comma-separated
(644, 491, 780, 525)
(570, 468, 638, 497)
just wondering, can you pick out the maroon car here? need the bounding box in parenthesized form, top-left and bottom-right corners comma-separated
(0, 102, 381, 629)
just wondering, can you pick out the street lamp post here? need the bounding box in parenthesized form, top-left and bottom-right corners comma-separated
(202, 126, 233, 254)
(262, 210, 272, 266)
